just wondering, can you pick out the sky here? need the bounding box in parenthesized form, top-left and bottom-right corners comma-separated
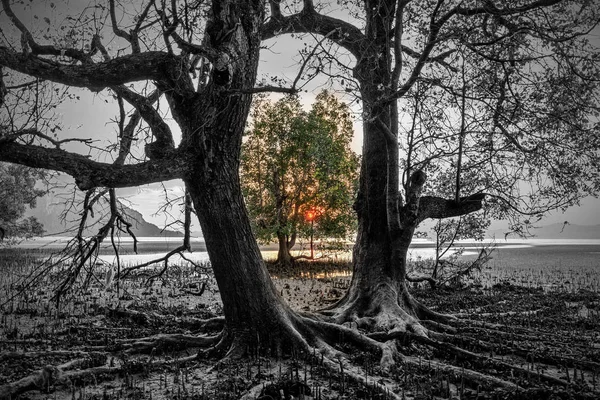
(5, 1, 600, 235)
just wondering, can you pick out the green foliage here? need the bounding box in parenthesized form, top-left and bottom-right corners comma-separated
(241, 91, 359, 252)
(0, 162, 46, 242)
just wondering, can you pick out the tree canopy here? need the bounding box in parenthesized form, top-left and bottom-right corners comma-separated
(0, 162, 45, 241)
(241, 91, 359, 265)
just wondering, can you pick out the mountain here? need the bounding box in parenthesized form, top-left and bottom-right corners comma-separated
(530, 223, 600, 239)
(488, 223, 600, 240)
(121, 207, 183, 237)
(26, 195, 183, 237)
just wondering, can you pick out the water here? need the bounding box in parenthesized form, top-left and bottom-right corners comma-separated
(11, 236, 600, 291)
(475, 240, 600, 291)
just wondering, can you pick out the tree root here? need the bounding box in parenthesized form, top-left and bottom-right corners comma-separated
(0, 353, 106, 400)
(411, 333, 572, 388)
(195, 313, 405, 399)
(320, 287, 600, 396)
(0, 352, 197, 400)
(402, 355, 519, 390)
(103, 306, 224, 332)
(114, 332, 221, 354)
(0, 350, 105, 363)
(432, 330, 600, 371)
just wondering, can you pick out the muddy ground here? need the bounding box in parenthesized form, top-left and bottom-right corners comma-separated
(0, 258, 599, 399)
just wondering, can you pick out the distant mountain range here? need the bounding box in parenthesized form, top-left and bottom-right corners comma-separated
(26, 195, 183, 238)
(26, 194, 598, 241)
(488, 223, 600, 240)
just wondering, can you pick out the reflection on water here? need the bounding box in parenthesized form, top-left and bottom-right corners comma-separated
(97, 251, 210, 265)
(12, 236, 600, 292)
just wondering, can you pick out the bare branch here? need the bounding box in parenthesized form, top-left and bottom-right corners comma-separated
(111, 87, 174, 155)
(1, 0, 92, 63)
(12, 129, 95, 149)
(229, 85, 299, 95)
(0, 139, 187, 190)
(0, 47, 182, 91)
(109, 0, 133, 45)
(262, 8, 367, 59)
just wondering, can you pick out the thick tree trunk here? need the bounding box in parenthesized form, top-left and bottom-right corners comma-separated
(187, 172, 299, 355)
(326, 115, 428, 332)
(174, 2, 307, 357)
(324, 4, 437, 332)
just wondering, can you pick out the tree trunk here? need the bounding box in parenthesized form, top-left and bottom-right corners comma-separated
(324, 4, 440, 332)
(174, 2, 308, 357)
(325, 113, 430, 333)
(187, 172, 300, 355)
(276, 232, 294, 267)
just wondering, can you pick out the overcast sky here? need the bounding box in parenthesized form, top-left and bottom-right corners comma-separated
(7, 1, 600, 234)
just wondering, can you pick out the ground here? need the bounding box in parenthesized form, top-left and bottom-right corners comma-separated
(0, 251, 599, 399)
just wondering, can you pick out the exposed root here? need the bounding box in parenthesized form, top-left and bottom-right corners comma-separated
(115, 333, 221, 354)
(194, 312, 404, 398)
(320, 284, 600, 396)
(0, 353, 106, 399)
(0, 350, 105, 363)
(454, 308, 547, 318)
(0, 353, 197, 400)
(432, 330, 600, 371)
(402, 355, 519, 390)
(324, 288, 431, 337)
(103, 306, 224, 332)
(410, 333, 572, 388)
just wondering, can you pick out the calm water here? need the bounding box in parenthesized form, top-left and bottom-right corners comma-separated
(475, 240, 600, 291)
(11, 237, 600, 290)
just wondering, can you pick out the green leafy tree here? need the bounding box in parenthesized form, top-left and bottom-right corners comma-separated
(0, 162, 45, 242)
(241, 91, 359, 266)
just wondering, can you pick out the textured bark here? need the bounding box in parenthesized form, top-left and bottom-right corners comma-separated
(323, 2, 485, 330)
(0, 141, 186, 190)
(276, 232, 295, 266)
(0, 48, 182, 91)
(176, 2, 306, 355)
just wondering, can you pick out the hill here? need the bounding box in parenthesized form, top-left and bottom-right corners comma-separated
(488, 223, 600, 240)
(530, 223, 600, 239)
(26, 195, 183, 238)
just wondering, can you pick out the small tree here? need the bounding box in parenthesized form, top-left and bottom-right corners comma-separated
(0, 162, 45, 242)
(241, 91, 359, 266)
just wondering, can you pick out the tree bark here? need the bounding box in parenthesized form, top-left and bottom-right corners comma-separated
(176, 2, 306, 355)
(276, 232, 294, 267)
(324, 2, 485, 332)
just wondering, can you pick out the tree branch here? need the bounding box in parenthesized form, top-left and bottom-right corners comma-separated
(261, 8, 367, 58)
(0, 48, 181, 91)
(111, 87, 175, 156)
(0, 140, 186, 190)
(109, 0, 133, 44)
(1, 0, 92, 63)
(387, 0, 564, 103)
(418, 193, 486, 222)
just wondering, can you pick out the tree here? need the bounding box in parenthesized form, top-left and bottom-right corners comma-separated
(264, 0, 600, 330)
(241, 91, 359, 266)
(1, 0, 600, 396)
(0, 162, 45, 241)
(0, 1, 386, 379)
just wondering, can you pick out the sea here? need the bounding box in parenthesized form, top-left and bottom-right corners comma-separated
(11, 236, 600, 291)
